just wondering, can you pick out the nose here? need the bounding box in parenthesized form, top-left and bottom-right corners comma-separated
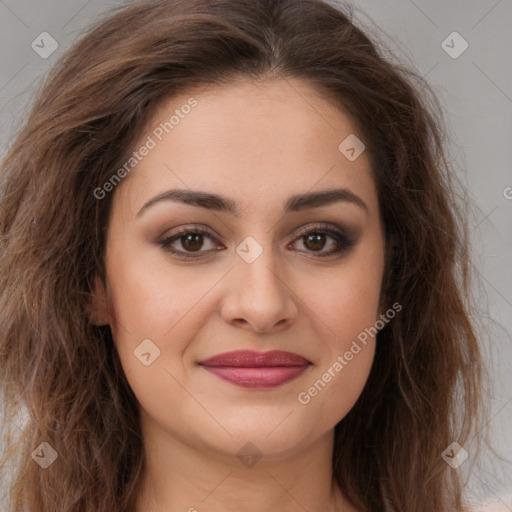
(219, 244, 299, 334)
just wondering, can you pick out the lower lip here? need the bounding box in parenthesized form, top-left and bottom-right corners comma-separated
(201, 365, 310, 388)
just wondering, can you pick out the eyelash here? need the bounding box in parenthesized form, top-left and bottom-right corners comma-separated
(158, 223, 356, 260)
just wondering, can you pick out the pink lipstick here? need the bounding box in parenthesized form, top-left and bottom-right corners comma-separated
(198, 350, 311, 388)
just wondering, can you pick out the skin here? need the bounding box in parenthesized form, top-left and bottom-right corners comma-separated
(91, 77, 386, 511)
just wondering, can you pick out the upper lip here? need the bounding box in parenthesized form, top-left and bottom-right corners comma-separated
(198, 350, 311, 367)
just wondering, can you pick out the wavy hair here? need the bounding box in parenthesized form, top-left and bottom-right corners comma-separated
(0, 0, 487, 510)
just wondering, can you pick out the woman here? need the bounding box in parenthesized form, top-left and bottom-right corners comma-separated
(0, 0, 488, 510)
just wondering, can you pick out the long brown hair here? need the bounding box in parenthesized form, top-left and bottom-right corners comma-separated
(0, 0, 488, 510)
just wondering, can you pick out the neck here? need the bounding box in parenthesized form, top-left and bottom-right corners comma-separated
(135, 413, 356, 512)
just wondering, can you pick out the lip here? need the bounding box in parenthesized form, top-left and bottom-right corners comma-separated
(198, 350, 312, 388)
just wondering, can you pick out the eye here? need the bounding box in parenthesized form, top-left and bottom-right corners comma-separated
(158, 225, 221, 258)
(158, 223, 356, 259)
(289, 223, 355, 257)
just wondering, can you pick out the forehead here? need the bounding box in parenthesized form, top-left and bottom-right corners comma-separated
(112, 78, 377, 218)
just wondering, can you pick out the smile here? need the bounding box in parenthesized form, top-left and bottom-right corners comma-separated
(198, 350, 312, 388)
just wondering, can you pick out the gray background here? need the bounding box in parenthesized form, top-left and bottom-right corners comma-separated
(0, 0, 511, 508)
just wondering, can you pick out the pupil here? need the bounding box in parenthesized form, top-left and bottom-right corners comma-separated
(306, 233, 325, 251)
(183, 234, 202, 251)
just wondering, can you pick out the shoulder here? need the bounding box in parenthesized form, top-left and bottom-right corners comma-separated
(469, 499, 512, 512)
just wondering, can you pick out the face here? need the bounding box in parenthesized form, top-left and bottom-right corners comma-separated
(91, 78, 386, 459)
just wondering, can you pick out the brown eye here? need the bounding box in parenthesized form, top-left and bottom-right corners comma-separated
(158, 226, 222, 258)
(303, 233, 327, 251)
(158, 223, 356, 260)
(290, 224, 356, 257)
(180, 233, 204, 252)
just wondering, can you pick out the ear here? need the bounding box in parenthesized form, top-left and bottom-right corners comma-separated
(89, 273, 110, 326)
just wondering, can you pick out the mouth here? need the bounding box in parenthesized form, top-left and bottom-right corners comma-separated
(198, 350, 312, 388)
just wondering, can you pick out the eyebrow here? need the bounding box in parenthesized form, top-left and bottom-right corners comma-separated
(136, 187, 369, 217)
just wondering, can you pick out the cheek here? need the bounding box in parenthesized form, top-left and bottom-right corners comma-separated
(102, 256, 192, 414)
(103, 246, 217, 379)
(298, 344, 375, 427)
(295, 246, 384, 414)
(303, 249, 384, 346)
(296, 279, 379, 421)
(104, 240, 194, 341)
